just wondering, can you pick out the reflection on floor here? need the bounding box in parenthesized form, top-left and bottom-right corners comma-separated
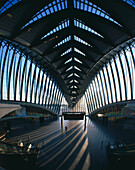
(6, 118, 90, 170)
(4, 117, 135, 170)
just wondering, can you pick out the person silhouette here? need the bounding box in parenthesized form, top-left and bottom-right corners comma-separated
(65, 126, 67, 133)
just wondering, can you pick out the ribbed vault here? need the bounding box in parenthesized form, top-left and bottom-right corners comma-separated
(0, 0, 135, 107)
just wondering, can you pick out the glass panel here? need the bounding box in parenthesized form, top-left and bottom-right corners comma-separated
(66, 66, 73, 72)
(28, 63, 33, 102)
(64, 58, 72, 64)
(107, 63, 116, 102)
(111, 58, 120, 102)
(61, 48, 72, 56)
(89, 85, 95, 111)
(31, 67, 36, 103)
(44, 76, 49, 104)
(123, 0, 135, 8)
(103, 66, 112, 104)
(88, 86, 94, 112)
(74, 35, 92, 47)
(74, 47, 86, 56)
(36, 70, 43, 104)
(74, 66, 81, 71)
(10, 51, 16, 100)
(74, 73, 80, 78)
(49, 82, 54, 107)
(97, 73, 105, 106)
(52, 85, 57, 109)
(18, 55, 24, 101)
(3, 48, 10, 100)
(74, 57, 82, 64)
(40, 73, 46, 104)
(22, 0, 68, 29)
(43, 74, 48, 105)
(14, 51, 20, 101)
(73, 0, 121, 26)
(25, 59, 30, 101)
(55, 35, 71, 48)
(74, 19, 104, 38)
(120, 51, 131, 100)
(21, 58, 27, 101)
(92, 79, 99, 108)
(46, 79, 52, 107)
(115, 55, 125, 101)
(125, 46, 134, 99)
(100, 70, 108, 105)
(41, 19, 69, 40)
(131, 45, 135, 99)
(95, 76, 102, 107)
(0, 0, 21, 14)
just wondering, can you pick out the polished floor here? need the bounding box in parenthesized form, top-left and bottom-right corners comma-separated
(4, 117, 135, 170)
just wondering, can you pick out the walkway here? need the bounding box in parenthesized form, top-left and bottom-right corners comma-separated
(6, 118, 90, 170)
(5, 117, 135, 170)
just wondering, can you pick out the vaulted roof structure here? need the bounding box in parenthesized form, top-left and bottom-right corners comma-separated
(0, 0, 135, 107)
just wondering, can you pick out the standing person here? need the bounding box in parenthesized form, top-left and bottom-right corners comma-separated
(27, 136, 31, 144)
(35, 142, 40, 155)
(65, 126, 67, 133)
(101, 140, 103, 150)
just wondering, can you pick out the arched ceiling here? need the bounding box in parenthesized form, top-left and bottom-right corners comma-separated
(0, 0, 135, 107)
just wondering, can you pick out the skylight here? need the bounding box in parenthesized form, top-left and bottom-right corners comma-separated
(74, 19, 104, 38)
(123, 0, 135, 8)
(64, 57, 72, 64)
(74, 66, 82, 71)
(74, 57, 82, 64)
(21, 0, 67, 29)
(72, 91, 77, 94)
(74, 73, 80, 78)
(71, 85, 78, 89)
(69, 80, 74, 83)
(67, 73, 73, 78)
(74, 80, 79, 83)
(61, 47, 72, 56)
(55, 35, 71, 48)
(74, 47, 86, 56)
(74, 35, 92, 47)
(41, 19, 69, 40)
(0, 0, 21, 14)
(66, 66, 73, 72)
(74, 0, 122, 26)
(72, 97, 76, 99)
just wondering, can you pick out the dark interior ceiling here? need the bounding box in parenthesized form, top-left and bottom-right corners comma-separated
(0, 0, 135, 107)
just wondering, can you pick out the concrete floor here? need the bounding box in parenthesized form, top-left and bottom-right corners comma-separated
(4, 117, 135, 170)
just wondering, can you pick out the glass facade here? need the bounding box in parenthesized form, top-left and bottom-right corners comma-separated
(85, 41, 135, 114)
(0, 40, 63, 114)
(0, 41, 135, 116)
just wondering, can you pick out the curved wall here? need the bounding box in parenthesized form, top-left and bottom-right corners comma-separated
(85, 41, 135, 114)
(0, 40, 63, 114)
